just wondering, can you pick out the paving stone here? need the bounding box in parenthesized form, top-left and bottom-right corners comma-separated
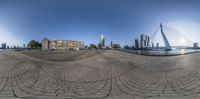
(0, 50, 200, 98)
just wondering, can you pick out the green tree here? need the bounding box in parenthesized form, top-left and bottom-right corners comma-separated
(28, 40, 42, 49)
(90, 44, 97, 49)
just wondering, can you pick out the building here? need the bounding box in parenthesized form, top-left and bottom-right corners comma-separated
(144, 35, 150, 47)
(140, 34, 144, 49)
(42, 37, 85, 50)
(23, 44, 26, 48)
(110, 41, 113, 48)
(42, 38, 50, 50)
(140, 34, 150, 49)
(156, 42, 159, 48)
(152, 42, 154, 48)
(112, 44, 121, 48)
(135, 38, 139, 49)
(99, 34, 105, 48)
(1, 43, 6, 49)
(110, 41, 120, 49)
(193, 43, 199, 49)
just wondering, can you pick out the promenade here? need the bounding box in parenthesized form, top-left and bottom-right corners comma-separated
(0, 50, 200, 99)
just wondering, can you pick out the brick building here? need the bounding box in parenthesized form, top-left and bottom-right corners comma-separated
(42, 37, 85, 50)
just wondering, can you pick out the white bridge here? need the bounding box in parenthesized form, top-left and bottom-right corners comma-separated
(149, 23, 192, 50)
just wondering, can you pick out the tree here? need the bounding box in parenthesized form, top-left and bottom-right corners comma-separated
(84, 45, 88, 49)
(28, 40, 42, 49)
(90, 44, 97, 49)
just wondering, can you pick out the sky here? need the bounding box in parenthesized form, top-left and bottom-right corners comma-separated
(0, 0, 200, 47)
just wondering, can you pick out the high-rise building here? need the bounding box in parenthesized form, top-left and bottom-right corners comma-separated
(144, 35, 147, 47)
(147, 36, 150, 47)
(140, 34, 150, 49)
(144, 35, 150, 47)
(156, 42, 159, 48)
(152, 42, 154, 48)
(102, 39, 105, 47)
(140, 34, 144, 49)
(135, 38, 139, 49)
(100, 34, 105, 48)
(193, 43, 199, 49)
(23, 44, 26, 48)
(7, 46, 9, 49)
(110, 41, 113, 48)
(1, 43, 6, 49)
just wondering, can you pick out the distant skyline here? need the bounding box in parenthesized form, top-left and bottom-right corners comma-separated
(0, 0, 200, 47)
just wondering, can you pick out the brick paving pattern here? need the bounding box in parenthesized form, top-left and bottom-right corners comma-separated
(0, 50, 200, 99)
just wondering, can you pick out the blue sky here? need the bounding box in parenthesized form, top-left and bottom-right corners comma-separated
(0, 0, 200, 47)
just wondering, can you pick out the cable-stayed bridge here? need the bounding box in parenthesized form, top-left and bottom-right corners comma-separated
(149, 23, 193, 50)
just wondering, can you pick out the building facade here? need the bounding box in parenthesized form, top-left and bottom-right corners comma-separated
(42, 38, 85, 50)
(140, 34, 150, 49)
(140, 34, 144, 49)
(193, 43, 199, 49)
(99, 34, 105, 48)
(1, 43, 6, 49)
(135, 39, 139, 49)
(112, 44, 121, 48)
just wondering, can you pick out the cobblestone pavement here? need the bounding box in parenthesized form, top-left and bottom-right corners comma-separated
(0, 50, 200, 99)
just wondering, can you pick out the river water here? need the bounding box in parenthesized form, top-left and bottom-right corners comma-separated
(0, 49, 20, 52)
(119, 49, 200, 56)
